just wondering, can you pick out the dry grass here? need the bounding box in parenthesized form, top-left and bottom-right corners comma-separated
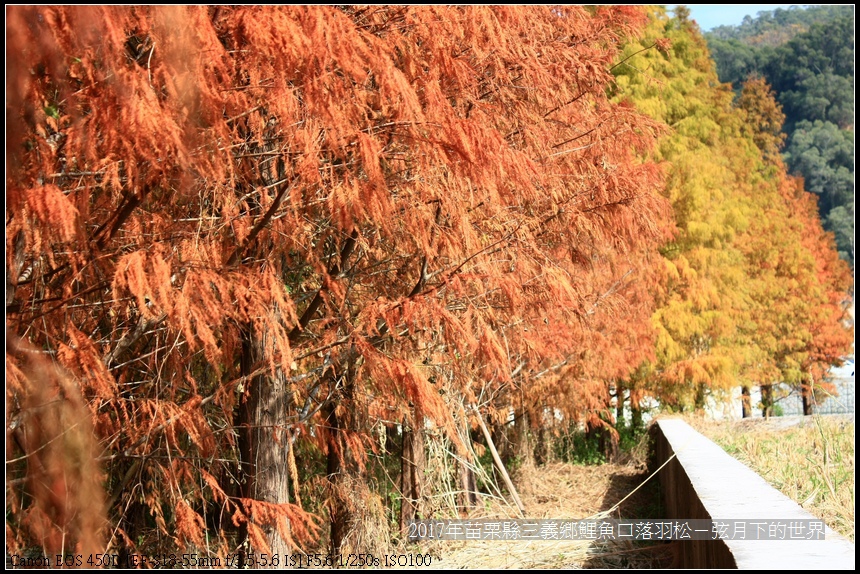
(687, 414, 855, 541)
(332, 473, 392, 557)
(411, 442, 674, 569)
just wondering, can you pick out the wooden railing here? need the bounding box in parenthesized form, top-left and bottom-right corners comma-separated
(649, 418, 854, 569)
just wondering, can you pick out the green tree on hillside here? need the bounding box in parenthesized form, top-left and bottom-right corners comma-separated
(707, 5, 851, 45)
(704, 5, 855, 268)
(785, 120, 854, 202)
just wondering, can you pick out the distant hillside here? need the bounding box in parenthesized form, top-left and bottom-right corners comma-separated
(707, 5, 852, 46)
(705, 5, 855, 267)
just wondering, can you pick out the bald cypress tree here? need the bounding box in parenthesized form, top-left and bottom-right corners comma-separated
(7, 5, 670, 559)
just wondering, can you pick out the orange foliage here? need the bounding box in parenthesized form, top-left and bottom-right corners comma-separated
(7, 5, 669, 556)
(6, 336, 106, 557)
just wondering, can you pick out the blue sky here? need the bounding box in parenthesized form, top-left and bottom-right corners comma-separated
(670, 4, 808, 31)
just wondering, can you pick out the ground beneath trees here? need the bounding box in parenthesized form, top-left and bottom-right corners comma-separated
(413, 459, 676, 569)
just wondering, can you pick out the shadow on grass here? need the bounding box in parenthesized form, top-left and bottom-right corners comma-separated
(581, 466, 678, 569)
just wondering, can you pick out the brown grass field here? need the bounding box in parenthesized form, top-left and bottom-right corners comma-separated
(403, 414, 854, 568)
(687, 413, 855, 542)
(408, 437, 676, 569)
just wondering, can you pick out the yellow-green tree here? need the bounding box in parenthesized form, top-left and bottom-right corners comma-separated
(613, 7, 852, 418)
(613, 7, 752, 412)
(736, 78, 854, 416)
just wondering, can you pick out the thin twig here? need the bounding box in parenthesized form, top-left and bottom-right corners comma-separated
(146, 42, 155, 86)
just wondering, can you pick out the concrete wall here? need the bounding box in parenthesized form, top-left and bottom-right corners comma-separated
(650, 418, 855, 569)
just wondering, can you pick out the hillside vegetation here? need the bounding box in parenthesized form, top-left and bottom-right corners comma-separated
(705, 5, 855, 265)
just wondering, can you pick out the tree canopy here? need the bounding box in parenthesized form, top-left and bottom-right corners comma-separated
(6, 5, 852, 563)
(6, 5, 671, 559)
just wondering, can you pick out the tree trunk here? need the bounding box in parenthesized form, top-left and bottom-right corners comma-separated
(383, 422, 397, 455)
(801, 380, 814, 416)
(761, 384, 774, 418)
(631, 398, 643, 431)
(535, 425, 549, 465)
(322, 356, 365, 559)
(694, 382, 706, 412)
(741, 386, 752, 418)
(491, 419, 510, 465)
(457, 458, 478, 514)
(399, 417, 425, 537)
(513, 409, 535, 468)
(615, 381, 626, 428)
(323, 400, 346, 557)
(238, 325, 292, 566)
(596, 424, 619, 463)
